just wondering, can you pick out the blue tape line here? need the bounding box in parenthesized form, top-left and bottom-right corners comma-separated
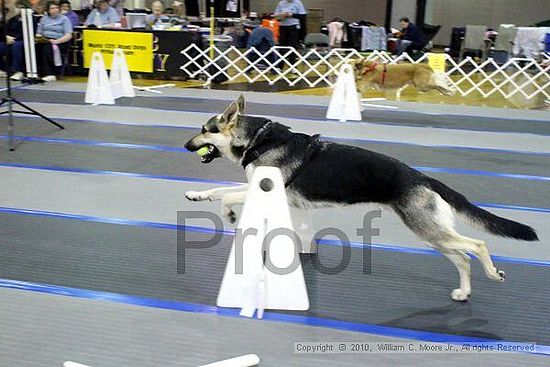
(0, 205, 548, 267)
(472, 202, 550, 214)
(1, 162, 548, 213)
(0, 162, 242, 186)
(1, 161, 548, 213)
(321, 136, 550, 157)
(0, 135, 190, 153)
(0, 206, 235, 235)
(12, 114, 199, 130)
(318, 238, 550, 267)
(2, 134, 548, 182)
(411, 166, 550, 182)
(0, 278, 548, 356)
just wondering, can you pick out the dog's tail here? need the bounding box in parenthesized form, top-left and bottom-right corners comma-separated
(427, 178, 539, 241)
(432, 72, 456, 95)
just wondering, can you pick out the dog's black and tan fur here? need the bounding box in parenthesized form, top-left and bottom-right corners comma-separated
(185, 95, 539, 301)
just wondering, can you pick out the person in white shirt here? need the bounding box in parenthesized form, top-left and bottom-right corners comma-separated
(274, 0, 306, 66)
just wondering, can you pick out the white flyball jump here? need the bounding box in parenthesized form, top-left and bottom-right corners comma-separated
(217, 166, 310, 319)
(85, 49, 135, 105)
(110, 49, 136, 99)
(85, 52, 115, 105)
(326, 63, 363, 122)
(65, 354, 260, 367)
(198, 354, 261, 367)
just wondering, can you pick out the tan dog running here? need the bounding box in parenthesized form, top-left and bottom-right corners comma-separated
(354, 59, 455, 100)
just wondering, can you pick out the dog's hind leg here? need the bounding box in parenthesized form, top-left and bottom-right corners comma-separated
(443, 250, 472, 301)
(186, 184, 248, 202)
(430, 72, 455, 96)
(428, 243, 471, 301)
(393, 186, 503, 301)
(440, 233, 505, 283)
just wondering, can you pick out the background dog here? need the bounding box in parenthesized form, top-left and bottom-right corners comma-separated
(354, 59, 455, 100)
(184, 95, 538, 302)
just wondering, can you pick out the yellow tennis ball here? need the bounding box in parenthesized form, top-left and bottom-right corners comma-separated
(197, 146, 210, 157)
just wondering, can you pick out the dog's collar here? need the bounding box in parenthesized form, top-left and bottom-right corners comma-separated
(241, 121, 280, 169)
(247, 121, 273, 151)
(241, 123, 321, 187)
(363, 61, 379, 75)
(363, 62, 387, 85)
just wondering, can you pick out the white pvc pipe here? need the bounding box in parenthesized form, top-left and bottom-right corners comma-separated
(21, 8, 32, 76)
(21, 8, 38, 78)
(64, 362, 92, 367)
(198, 354, 261, 367)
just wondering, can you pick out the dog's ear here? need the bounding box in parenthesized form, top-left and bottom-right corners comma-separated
(222, 94, 245, 124)
(236, 94, 245, 112)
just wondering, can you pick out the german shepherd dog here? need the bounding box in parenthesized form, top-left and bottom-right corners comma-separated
(184, 95, 538, 301)
(353, 59, 455, 100)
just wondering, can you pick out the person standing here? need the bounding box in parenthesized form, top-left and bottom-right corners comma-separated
(274, 0, 306, 67)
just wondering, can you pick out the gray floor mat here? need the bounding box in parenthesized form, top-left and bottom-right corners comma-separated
(3, 118, 550, 177)
(0, 135, 548, 208)
(7, 89, 550, 135)
(3, 288, 549, 367)
(1, 212, 549, 345)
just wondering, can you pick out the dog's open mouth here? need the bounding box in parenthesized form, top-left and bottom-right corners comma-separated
(198, 144, 221, 164)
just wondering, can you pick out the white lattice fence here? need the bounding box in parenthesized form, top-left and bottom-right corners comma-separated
(180, 44, 550, 100)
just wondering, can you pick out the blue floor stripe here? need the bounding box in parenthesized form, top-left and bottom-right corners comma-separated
(1, 278, 548, 356)
(1, 161, 548, 213)
(0, 162, 242, 186)
(0, 135, 190, 153)
(472, 202, 550, 214)
(8, 114, 550, 156)
(0, 205, 548, 267)
(2, 134, 548, 182)
(411, 166, 550, 182)
(321, 135, 550, 157)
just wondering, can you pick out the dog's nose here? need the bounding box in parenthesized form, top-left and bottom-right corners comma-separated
(184, 140, 194, 151)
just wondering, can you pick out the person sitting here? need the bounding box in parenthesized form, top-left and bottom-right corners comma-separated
(146, 1, 168, 27)
(85, 0, 120, 28)
(35, 1, 73, 82)
(0, 1, 26, 80)
(60, 0, 80, 28)
(246, 25, 277, 71)
(395, 17, 425, 54)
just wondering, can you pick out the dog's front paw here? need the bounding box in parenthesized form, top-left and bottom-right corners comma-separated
(487, 268, 506, 282)
(450, 288, 471, 302)
(185, 191, 208, 201)
(223, 207, 237, 224)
